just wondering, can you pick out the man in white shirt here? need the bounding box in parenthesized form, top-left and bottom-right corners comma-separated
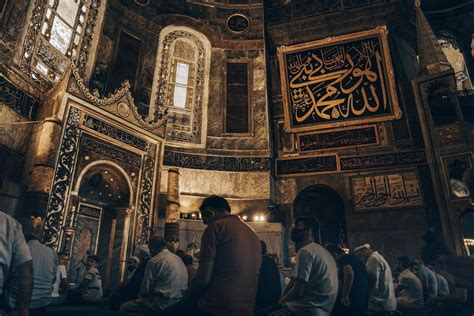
(354, 244, 397, 314)
(431, 268, 450, 297)
(0, 211, 33, 316)
(119, 235, 188, 315)
(265, 217, 338, 316)
(394, 256, 423, 310)
(413, 260, 438, 299)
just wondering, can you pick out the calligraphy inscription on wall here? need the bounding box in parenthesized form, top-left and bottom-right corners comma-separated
(278, 27, 401, 132)
(298, 125, 378, 152)
(275, 154, 338, 177)
(351, 171, 422, 211)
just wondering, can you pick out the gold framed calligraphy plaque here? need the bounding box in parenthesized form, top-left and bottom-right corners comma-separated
(277, 26, 401, 132)
(350, 170, 423, 211)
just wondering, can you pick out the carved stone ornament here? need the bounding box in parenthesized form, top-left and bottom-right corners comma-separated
(67, 63, 168, 133)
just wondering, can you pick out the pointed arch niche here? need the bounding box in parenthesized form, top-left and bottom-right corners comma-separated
(151, 26, 211, 148)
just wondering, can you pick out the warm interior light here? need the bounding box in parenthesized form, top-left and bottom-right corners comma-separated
(242, 215, 248, 221)
(253, 215, 259, 222)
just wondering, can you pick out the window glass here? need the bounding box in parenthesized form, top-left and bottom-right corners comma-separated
(175, 62, 190, 85)
(56, 0, 79, 25)
(173, 86, 187, 108)
(50, 16, 73, 54)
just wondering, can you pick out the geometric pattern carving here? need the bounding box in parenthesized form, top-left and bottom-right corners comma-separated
(136, 156, 154, 246)
(439, 125, 463, 145)
(0, 73, 38, 118)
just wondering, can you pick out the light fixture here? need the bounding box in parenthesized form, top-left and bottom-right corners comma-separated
(191, 214, 196, 219)
(253, 215, 259, 222)
(242, 215, 248, 221)
(110, 178, 114, 182)
(84, 155, 90, 160)
(260, 215, 266, 222)
(131, 172, 136, 177)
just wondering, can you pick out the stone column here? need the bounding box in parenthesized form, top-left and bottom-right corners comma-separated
(23, 116, 62, 229)
(164, 168, 180, 251)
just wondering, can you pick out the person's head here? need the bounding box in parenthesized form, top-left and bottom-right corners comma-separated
(353, 244, 373, 263)
(291, 217, 319, 250)
(325, 244, 345, 261)
(136, 243, 151, 261)
(86, 255, 100, 269)
(199, 195, 231, 225)
(260, 240, 268, 255)
(396, 256, 411, 272)
(128, 256, 140, 271)
(181, 255, 193, 266)
(58, 252, 69, 266)
(412, 259, 424, 271)
(149, 235, 167, 256)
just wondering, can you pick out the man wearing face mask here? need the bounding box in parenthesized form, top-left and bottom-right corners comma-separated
(265, 217, 338, 316)
(163, 195, 262, 316)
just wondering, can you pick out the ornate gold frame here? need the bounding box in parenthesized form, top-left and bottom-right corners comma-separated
(277, 26, 402, 133)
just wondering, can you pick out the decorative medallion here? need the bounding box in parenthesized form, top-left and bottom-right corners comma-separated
(134, 0, 149, 5)
(227, 14, 251, 34)
(117, 102, 131, 118)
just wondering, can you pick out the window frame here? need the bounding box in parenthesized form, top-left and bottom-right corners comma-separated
(223, 59, 253, 136)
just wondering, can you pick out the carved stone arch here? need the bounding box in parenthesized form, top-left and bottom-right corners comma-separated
(150, 25, 211, 148)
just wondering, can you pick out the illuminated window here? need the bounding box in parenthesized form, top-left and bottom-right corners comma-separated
(439, 38, 473, 91)
(167, 40, 196, 109)
(20, 0, 99, 85)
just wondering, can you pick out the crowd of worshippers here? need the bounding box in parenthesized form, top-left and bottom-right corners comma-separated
(1, 191, 474, 316)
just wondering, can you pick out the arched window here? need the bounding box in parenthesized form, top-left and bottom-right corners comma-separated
(152, 26, 211, 147)
(19, 0, 101, 86)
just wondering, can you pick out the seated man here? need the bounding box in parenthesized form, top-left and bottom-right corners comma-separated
(395, 256, 423, 310)
(119, 236, 188, 315)
(413, 259, 438, 299)
(68, 255, 103, 304)
(110, 244, 151, 310)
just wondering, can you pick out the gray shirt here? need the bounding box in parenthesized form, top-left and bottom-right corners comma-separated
(287, 242, 338, 316)
(0, 212, 32, 307)
(396, 269, 423, 309)
(366, 251, 397, 312)
(435, 272, 450, 297)
(140, 249, 188, 310)
(9, 238, 57, 309)
(416, 265, 437, 298)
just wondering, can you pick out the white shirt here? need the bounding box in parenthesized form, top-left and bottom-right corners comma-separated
(396, 269, 423, 309)
(9, 238, 57, 309)
(81, 267, 103, 302)
(435, 272, 450, 297)
(140, 249, 188, 310)
(366, 251, 397, 312)
(52, 265, 67, 297)
(0, 212, 32, 305)
(286, 242, 338, 316)
(416, 265, 437, 298)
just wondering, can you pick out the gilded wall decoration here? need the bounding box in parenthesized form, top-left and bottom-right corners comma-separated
(275, 154, 338, 177)
(80, 134, 142, 168)
(351, 171, 423, 211)
(340, 150, 426, 171)
(82, 114, 148, 151)
(136, 156, 154, 245)
(298, 125, 379, 152)
(439, 125, 463, 145)
(277, 27, 401, 132)
(43, 107, 81, 248)
(163, 150, 271, 172)
(0, 74, 38, 118)
(442, 153, 472, 199)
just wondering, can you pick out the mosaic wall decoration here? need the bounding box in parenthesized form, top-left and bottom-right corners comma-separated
(0, 74, 38, 118)
(163, 150, 271, 172)
(298, 125, 378, 152)
(351, 171, 423, 211)
(277, 27, 401, 132)
(275, 154, 338, 177)
(340, 150, 426, 171)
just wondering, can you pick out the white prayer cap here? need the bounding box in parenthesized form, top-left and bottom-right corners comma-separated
(353, 244, 371, 252)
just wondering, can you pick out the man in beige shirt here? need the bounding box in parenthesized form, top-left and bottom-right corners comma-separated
(163, 195, 262, 316)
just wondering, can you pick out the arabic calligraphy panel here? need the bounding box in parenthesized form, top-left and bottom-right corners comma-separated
(298, 125, 378, 152)
(278, 27, 401, 132)
(351, 171, 423, 211)
(275, 154, 338, 177)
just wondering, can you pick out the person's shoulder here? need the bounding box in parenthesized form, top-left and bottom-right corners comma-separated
(0, 211, 21, 229)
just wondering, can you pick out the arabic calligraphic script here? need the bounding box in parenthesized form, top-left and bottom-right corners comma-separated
(284, 35, 391, 127)
(352, 172, 422, 210)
